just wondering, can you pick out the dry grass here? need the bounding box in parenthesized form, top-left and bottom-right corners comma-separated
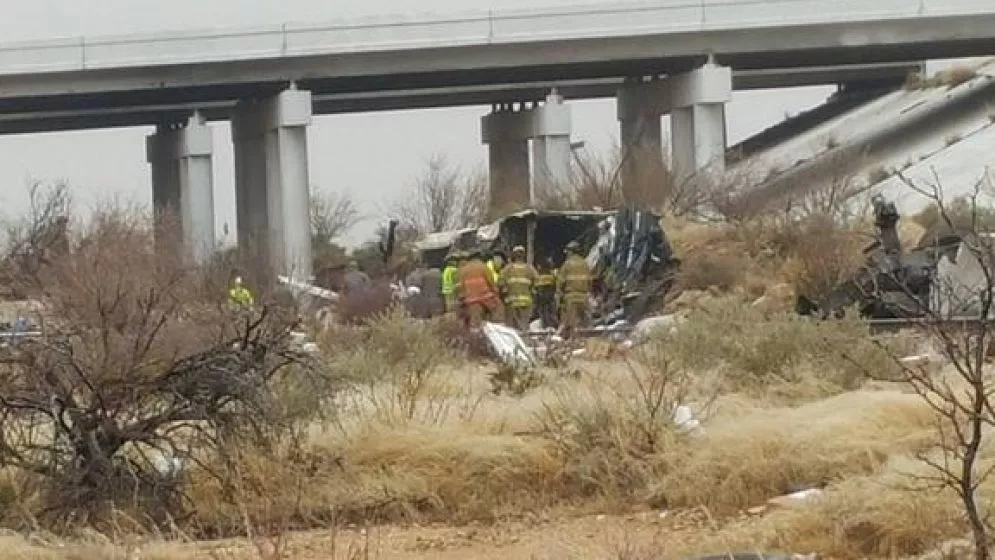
(653, 389, 939, 515)
(659, 297, 909, 400)
(0, 534, 186, 559)
(173, 303, 928, 537)
(0, 235, 982, 559)
(662, 212, 870, 308)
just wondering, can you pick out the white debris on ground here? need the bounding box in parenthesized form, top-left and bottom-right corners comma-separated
(277, 275, 339, 302)
(673, 404, 701, 434)
(630, 314, 685, 343)
(766, 488, 825, 509)
(529, 319, 555, 333)
(482, 321, 537, 368)
(150, 453, 187, 478)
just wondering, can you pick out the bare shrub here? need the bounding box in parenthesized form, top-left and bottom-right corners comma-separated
(660, 298, 903, 398)
(310, 190, 360, 272)
(0, 208, 326, 533)
(940, 66, 978, 88)
(673, 250, 748, 292)
(912, 193, 995, 235)
(310, 191, 360, 244)
(336, 283, 394, 325)
(775, 215, 868, 301)
(539, 145, 624, 211)
(537, 344, 701, 502)
(848, 171, 995, 560)
(328, 308, 456, 425)
(391, 155, 486, 234)
(539, 144, 709, 216)
(1, 181, 72, 297)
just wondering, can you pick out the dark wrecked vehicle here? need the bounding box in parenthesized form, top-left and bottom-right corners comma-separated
(413, 207, 681, 326)
(795, 196, 969, 320)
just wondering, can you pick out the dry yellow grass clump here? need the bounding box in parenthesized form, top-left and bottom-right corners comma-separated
(655, 390, 938, 514)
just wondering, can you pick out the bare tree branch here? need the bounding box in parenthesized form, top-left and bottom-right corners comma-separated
(392, 155, 487, 234)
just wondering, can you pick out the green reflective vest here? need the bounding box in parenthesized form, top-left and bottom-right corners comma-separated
(441, 265, 459, 296)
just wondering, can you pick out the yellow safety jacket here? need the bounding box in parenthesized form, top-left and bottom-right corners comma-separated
(501, 262, 536, 308)
(557, 255, 591, 305)
(228, 286, 254, 307)
(441, 265, 459, 296)
(487, 259, 500, 285)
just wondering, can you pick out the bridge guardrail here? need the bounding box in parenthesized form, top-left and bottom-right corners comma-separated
(0, 0, 991, 75)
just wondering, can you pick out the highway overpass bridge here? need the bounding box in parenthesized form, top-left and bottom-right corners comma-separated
(1, 0, 993, 280)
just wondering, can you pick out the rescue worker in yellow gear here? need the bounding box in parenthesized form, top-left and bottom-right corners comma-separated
(556, 241, 591, 338)
(441, 253, 460, 314)
(534, 256, 558, 329)
(228, 276, 254, 309)
(486, 252, 501, 285)
(499, 246, 537, 331)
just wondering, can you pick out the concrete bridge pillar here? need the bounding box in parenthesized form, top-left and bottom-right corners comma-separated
(232, 88, 314, 281)
(482, 104, 531, 216)
(617, 78, 666, 206)
(531, 91, 573, 201)
(146, 114, 216, 264)
(482, 93, 573, 216)
(669, 62, 732, 183)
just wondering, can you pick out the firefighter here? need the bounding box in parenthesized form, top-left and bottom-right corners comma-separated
(441, 252, 460, 314)
(534, 256, 558, 329)
(499, 246, 537, 331)
(458, 248, 504, 328)
(228, 276, 254, 309)
(486, 251, 501, 285)
(557, 241, 591, 338)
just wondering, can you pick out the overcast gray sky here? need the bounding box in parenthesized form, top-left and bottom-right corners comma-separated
(0, 0, 834, 247)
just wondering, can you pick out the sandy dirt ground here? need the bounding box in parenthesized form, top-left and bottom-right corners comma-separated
(179, 510, 731, 559)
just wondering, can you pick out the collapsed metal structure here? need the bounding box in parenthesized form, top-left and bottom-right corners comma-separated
(796, 196, 985, 320)
(413, 207, 681, 325)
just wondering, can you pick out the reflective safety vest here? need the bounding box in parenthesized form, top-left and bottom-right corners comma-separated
(535, 271, 557, 288)
(458, 260, 497, 304)
(557, 255, 591, 304)
(228, 286, 254, 307)
(487, 259, 500, 285)
(501, 262, 536, 308)
(441, 265, 459, 296)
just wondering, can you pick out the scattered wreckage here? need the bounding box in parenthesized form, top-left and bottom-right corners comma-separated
(796, 195, 994, 321)
(414, 207, 681, 331)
